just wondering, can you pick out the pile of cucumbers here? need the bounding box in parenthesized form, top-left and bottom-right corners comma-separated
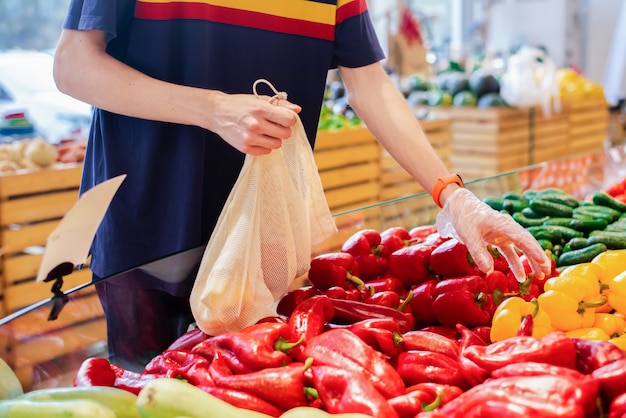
(483, 188, 626, 267)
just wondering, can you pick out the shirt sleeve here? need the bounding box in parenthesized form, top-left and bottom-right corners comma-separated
(62, 0, 135, 42)
(332, 0, 385, 68)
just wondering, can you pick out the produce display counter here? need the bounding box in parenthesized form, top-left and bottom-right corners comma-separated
(1, 142, 624, 395)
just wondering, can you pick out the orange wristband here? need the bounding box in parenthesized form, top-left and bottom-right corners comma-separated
(432, 174, 464, 208)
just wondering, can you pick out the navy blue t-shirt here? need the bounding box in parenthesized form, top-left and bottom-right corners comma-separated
(63, 0, 384, 288)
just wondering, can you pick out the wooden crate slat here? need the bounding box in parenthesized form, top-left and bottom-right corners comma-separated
(314, 143, 380, 171)
(324, 181, 379, 210)
(314, 127, 376, 151)
(3, 253, 42, 285)
(0, 190, 78, 226)
(1, 220, 58, 255)
(0, 164, 82, 199)
(319, 162, 379, 190)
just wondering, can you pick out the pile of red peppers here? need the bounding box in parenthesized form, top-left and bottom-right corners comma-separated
(72, 225, 626, 417)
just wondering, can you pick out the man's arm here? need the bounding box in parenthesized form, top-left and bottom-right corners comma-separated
(339, 63, 461, 207)
(53, 29, 299, 155)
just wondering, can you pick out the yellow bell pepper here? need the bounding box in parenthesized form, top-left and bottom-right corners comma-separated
(608, 270, 626, 315)
(592, 249, 626, 282)
(565, 327, 611, 341)
(538, 270, 607, 332)
(593, 312, 626, 337)
(592, 250, 626, 312)
(610, 334, 626, 352)
(490, 296, 553, 342)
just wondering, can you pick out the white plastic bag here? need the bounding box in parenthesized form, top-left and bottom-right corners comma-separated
(190, 80, 338, 335)
(500, 46, 561, 116)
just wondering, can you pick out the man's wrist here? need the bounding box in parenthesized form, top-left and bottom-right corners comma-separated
(432, 174, 465, 208)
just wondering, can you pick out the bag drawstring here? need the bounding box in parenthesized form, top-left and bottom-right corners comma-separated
(253, 79, 287, 104)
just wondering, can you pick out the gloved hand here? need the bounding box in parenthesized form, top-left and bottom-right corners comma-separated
(435, 188, 552, 282)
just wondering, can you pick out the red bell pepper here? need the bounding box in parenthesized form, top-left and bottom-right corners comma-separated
(379, 227, 413, 258)
(409, 225, 438, 241)
(389, 389, 437, 418)
(471, 326, 492, 344)
(144, 350, 213, 386)
(73, 357, 116, 387)
(401, 330, 459, 359)
(287, 294, 335, 362)
(199, 385, 285, 417)
(591, 358, 626, 404)
(392, 382, 462, 417)
(303, 328, 406, 399)
(109, 363, 162, 395)
(328, 297, 415, 334)
(485, 270, 519, 305)
(321, 286, 348, 299)
(421, 375, 594, 418)
(239, 321, 303, 354)
(341, 228, 388, 280)
(364, 290, 401, 308)
(344, 285, 371, 301)
(166, 328, 209, 351)
(347, 318, 404, 358)
(209, 351, 308, 411)
(571, 337, 626, 375)
(311, 365, 399, 418)
(386, 243, 437, 287)
(308, 253, 364, 291)
(395, 350, 466, 388)
(456, 324, 489, 388)
(191, 330, 292, 374)
(341, 228, 382, 256)
(609, 392, 626, 418)
(365, 276, 405, 294)
(408, 279, 439, 328)
(276, 285, 318, 317)
(419, 325, 460, 341)
(431, 275, 494, 328)
(463, 331, 577, 373)
(489, 361, 599, 416)
(429, 238, 482, 278)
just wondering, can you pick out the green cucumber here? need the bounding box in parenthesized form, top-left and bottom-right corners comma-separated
(552, 244, 564, 257)
(512, 212, 549, 227)
(568, 218, 608, 234)
(586, 232, 626, 250)
(521, 207, 545, 219)
(482, 197, 504, 211)
(522, 190, 539, 201)
(573, 206, 619, 223)
(542, 217, 574, 227)
(591, 191, 626, 213)
(502, 191, 528, 202)
(536, 192, 580, 208)
(529, 199, 574, 218)
(557, 243, 607, 266)
(525, 225, 584, 243)
(572, 212, 594, 221)
(565, 237, 589, 251)
(502, 198, 528, 214)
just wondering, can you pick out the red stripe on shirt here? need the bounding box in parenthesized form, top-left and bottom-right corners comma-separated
(336, 0, 368, 24)
(135, 2, 335, 41)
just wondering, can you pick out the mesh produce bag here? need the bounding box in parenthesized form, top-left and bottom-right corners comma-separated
(190, 80, 337, 335)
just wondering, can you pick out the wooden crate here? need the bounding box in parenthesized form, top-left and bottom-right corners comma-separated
(563, 98, 610, 154)
(429, 106, 532, 180)
(379, 117, 452, 201)
(314, 127, 381, 213)
(530, 108, 570, 165)
(0, 163, 104, 390)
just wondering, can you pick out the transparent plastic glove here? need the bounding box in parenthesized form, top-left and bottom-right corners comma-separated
(435, 188, 551, 282)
